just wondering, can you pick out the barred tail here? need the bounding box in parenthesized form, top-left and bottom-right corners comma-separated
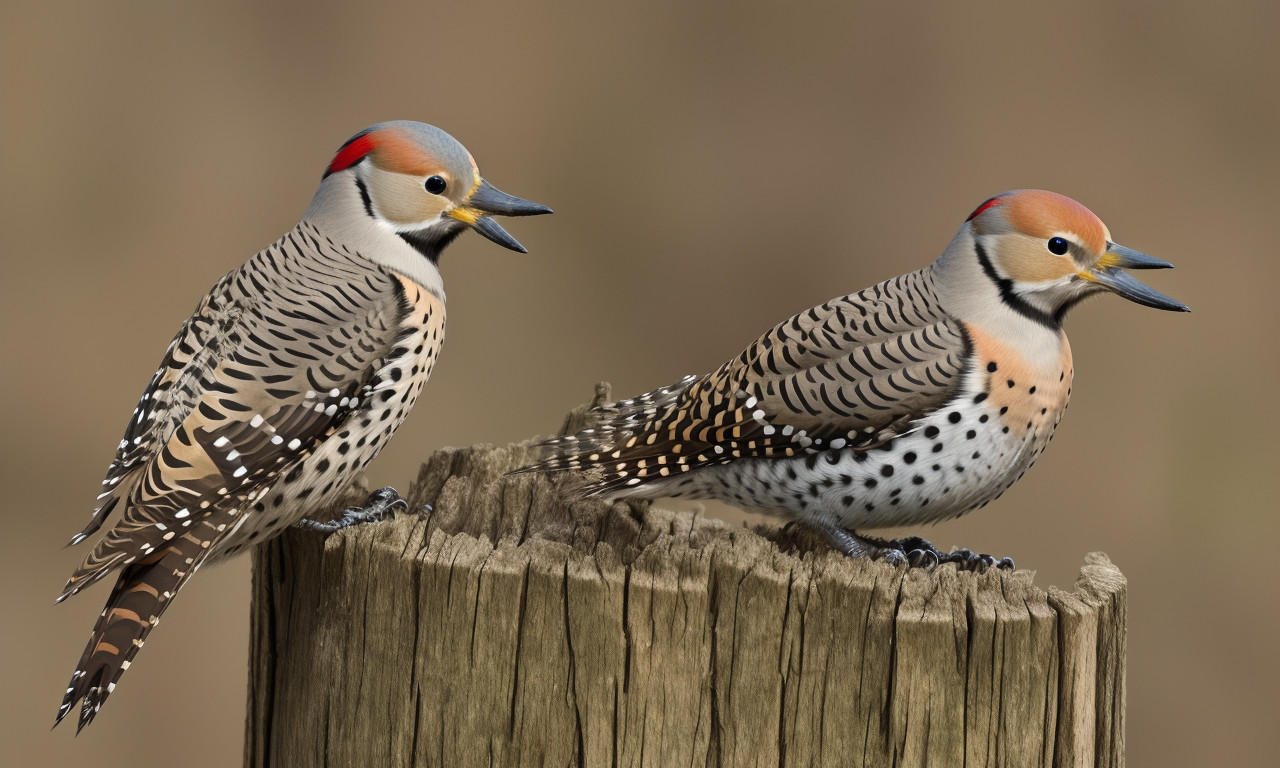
(55, 517, 223, 731)
(512, 375, 703, 497)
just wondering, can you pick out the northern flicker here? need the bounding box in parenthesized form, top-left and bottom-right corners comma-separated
(55, 121, 550, 731)
(518, 190, 1185, 567)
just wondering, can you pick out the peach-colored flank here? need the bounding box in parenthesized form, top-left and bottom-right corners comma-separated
(370, 127, 446, 177)
(1001, 190, 1108, 256)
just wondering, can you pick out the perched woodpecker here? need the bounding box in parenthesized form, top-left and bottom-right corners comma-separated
(55, 121, 551, 731)
(519, 190, 1186, 567)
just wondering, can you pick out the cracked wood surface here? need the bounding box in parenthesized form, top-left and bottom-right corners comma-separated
(245, 395, 1126, 768)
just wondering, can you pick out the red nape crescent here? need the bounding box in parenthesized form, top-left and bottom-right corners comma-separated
(966, 196, 1004, 221)
(324, 131, 379, 177)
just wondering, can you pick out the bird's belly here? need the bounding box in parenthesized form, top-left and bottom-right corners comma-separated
(671, 383, 1068, 531)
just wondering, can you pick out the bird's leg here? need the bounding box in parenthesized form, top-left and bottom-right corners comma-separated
(295, 486, 409, 534)
(805, 523, 1014, 570)
(804, 521, 919, 566)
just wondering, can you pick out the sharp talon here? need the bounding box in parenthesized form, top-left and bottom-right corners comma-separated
(880, 549, 907, 567)
(906, 548, 938, 569)
(294, 487, 405, 535)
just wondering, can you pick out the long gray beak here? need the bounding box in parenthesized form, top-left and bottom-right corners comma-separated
(1082, 242, 1190, 312)
(454, 179, 553, 253)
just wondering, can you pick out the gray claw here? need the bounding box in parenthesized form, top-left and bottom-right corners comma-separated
(907, 548, 939, 569)
(879, 548, 907, 566)
(295, 486, 407, 535)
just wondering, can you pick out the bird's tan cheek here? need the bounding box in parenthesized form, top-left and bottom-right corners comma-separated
(996, 241, 1076, 283)
(366, 171, 447, 226)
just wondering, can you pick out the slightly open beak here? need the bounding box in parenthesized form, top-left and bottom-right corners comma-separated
(1079, 242, 1190, 312)
(449, 179, 553, 253)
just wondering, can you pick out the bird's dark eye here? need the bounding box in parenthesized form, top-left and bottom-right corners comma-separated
(1047, 237, 1070, 255)
(425, 176, 447, 195)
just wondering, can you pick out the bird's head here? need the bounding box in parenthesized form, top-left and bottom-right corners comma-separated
(314, 120, 551, 261)
(948, 189, 1188, 326)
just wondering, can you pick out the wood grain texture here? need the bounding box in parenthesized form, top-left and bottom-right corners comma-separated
(245, 395, 1126, 767)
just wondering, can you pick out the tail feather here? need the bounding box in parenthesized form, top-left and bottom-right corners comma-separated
(514, 375, 715, 497)
(55, 514, 227, 731)
(67, 497, 120, 547)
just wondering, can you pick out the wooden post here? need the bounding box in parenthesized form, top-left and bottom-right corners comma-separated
(245, 396, 1126, 768)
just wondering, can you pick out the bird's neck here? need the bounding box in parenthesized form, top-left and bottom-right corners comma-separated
(302, 174, 446, 302)
(930, 233, 1068, 372)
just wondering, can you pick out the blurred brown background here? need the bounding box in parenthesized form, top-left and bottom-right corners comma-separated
(2, 1, 1275, 764)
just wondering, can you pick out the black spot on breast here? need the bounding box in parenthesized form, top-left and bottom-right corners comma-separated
(315, 459, 330, 473)
(966, 430, 976, 440)
(987, 362, 998, 372)
(903, 451, 917, 464)
(948, 412, 962, 424)
(841, 495, 854, 506)
(912, 475, 924, 485)
(864, 478, 878, 489)
(880, 465, 894, 477)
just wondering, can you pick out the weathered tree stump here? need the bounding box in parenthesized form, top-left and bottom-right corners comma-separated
(245, 400, 1126, 767)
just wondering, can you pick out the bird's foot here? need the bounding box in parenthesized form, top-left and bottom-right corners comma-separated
(811, 525, 1014, 571)
(871, 535, 1015, 572)
(932, 546, 1015, 572)
(295, 486, 409, 535)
